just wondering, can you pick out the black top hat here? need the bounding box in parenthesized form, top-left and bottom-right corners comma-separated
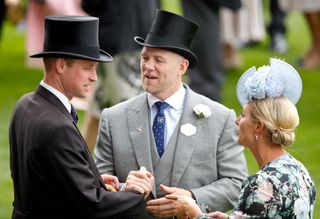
(134, 10, 199, 68)
(30, 16, 112, 62)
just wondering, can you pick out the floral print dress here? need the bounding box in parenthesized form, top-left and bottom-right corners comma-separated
(234, 153, 316, 218)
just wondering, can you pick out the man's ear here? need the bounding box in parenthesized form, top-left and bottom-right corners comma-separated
(55, 58, 66, 74)
(179, 58, 189, 76)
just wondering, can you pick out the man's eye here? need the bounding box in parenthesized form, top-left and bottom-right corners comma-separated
(155, 58, 164, 63)
(141, 56, 148, 61)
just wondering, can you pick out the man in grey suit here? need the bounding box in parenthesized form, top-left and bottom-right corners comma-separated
(94, 9, 248, 218)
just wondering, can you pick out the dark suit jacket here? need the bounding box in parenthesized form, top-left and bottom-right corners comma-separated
(9, 85, 145, 219)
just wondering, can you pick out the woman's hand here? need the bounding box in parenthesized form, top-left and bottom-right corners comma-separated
(207, 211, 228, 219)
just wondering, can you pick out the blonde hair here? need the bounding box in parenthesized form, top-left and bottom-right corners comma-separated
(249, 96, 299, 146)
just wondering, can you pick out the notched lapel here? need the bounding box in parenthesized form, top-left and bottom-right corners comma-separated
(127, 106, 153, 170)
(171, 89, 204, 186)
(171, 113, 202, 186)
(127, 102, 157, 196)
(37, 85, 76, 125)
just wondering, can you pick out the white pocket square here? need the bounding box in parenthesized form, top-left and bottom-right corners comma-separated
(180, 123, 197, 136)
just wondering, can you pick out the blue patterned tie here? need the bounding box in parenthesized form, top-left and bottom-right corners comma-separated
(153, 101, 169, 157)
(70, 105, 78, 124)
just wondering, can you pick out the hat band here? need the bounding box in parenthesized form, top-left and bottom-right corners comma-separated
(44, 44, 100, 58)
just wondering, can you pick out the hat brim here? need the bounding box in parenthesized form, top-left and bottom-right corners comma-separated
(270, 58, 302, 105)
(236, 58, 302, 106)
(134, 36, 197, 68)
(30, 49, 113, 62)
(236, 66, 257, 106)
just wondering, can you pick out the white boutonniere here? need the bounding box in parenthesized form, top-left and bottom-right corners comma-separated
(193, 104, 212, 119)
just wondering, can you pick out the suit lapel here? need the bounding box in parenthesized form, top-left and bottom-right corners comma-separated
(36, 85, 74, 123)
(36, 85, 105, 187)
(171, 87, 203, 186)
(127, 94, 155, 182)
(127, 94, 157, 196)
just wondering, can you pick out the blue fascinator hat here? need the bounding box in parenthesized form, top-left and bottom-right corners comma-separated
(236, 58, 302, 106)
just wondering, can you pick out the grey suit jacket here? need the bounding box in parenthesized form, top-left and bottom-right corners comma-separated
(95, 86, 248, 216)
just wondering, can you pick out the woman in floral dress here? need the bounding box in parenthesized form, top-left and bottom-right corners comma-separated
(166, 58, 316, 219)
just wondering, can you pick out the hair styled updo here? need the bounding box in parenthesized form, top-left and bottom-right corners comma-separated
(249, 96, 299, 146)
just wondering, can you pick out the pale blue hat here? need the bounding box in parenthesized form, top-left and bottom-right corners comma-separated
(236, 58, 302, 106)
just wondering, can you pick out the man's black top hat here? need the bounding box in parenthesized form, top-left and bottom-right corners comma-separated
(30, 16, 112, 62)
(134, 9, 199, 68)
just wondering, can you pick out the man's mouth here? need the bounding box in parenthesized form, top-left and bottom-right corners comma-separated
(145, 75, 157, 80)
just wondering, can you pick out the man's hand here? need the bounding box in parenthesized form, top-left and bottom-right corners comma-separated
(101, 174, 119, 192)
(125, 166, 154, 197)
(166, 194, 202, 219)
(146, 184, 193, 218)
(159, 184, 193, 196)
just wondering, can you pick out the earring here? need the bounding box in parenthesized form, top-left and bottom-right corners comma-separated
(255, 135, 259, 141)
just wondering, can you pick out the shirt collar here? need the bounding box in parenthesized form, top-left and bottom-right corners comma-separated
(40, 80, 72, 113)
(147, 84, 186, 110)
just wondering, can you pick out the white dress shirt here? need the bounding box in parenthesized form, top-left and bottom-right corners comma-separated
(148, 85, 186, 148)
(40, 80, 72, 113)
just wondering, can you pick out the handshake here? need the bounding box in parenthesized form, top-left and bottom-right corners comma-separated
(101, 166, 154, 197)
(100, 167, 197, 218)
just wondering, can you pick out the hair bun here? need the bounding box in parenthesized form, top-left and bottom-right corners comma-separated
(271, 128, 295, 146)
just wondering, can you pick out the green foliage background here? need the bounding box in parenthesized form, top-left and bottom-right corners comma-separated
(0, 1, 318, 218)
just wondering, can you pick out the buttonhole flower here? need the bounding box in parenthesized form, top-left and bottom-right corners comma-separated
(193, 104, 211, 119)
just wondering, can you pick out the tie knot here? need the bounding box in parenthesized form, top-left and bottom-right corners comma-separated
(155, 101, 169, 112)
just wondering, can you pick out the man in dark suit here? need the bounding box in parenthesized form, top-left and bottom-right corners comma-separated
(9, 16, 153, 219)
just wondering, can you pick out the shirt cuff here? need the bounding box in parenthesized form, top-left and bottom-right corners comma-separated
(120, 183, 126, 191)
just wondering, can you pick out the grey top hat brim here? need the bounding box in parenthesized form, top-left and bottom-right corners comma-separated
(30, 49, 112, 62)
(134, 36, 198, 68)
